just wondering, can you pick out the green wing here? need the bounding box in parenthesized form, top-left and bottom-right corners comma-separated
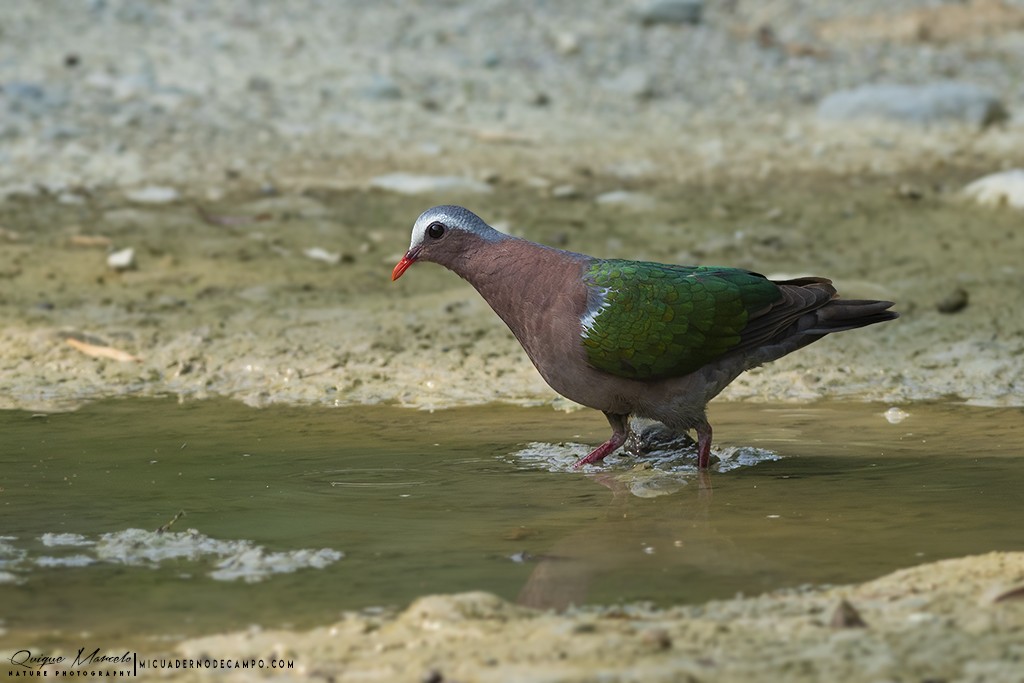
(581, 260, 782, 379)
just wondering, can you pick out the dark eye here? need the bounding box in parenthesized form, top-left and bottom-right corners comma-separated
(427, 222, 446, 239)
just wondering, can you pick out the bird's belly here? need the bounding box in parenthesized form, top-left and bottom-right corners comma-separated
(522, 343, 630, 414)
(543, 367, 635, 414)
(515, 320, 713, 420)
(539, 358, 715, 430)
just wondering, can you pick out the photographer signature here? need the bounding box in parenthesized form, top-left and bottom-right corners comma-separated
(9, 648, 132, 670)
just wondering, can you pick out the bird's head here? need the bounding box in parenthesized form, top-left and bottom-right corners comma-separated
(391, 205, 502, 280)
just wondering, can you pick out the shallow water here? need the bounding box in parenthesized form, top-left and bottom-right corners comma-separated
(1, 399, 1022, 649)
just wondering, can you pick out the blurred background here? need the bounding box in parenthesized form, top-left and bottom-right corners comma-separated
(2, 0, 1023, 190)
(1, 0, 1022, 409)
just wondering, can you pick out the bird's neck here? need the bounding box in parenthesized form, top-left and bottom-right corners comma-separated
(451, 236, 586, 355)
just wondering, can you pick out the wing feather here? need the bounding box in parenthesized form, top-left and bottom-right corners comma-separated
(580, 260, 783, 379)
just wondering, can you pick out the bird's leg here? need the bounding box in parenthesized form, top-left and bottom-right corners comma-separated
(572, 438, 622, 469)
(696, 422, 713, 469)
(573, 412, 629, 469)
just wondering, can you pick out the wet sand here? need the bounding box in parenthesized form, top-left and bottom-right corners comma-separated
(2, 171, 1024, 414)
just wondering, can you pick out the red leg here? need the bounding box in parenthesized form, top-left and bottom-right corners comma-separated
(573, 412, 628, 469)
(572, 433, 626, 468)
(696, 422, 713, 469)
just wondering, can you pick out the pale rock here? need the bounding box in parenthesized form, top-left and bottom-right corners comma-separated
(107, 247, 136, 271)
(369, 173, 492, 195)
(817, 82, 1008, 129)
(963, 169, 1024, 209)
(303, 247, 342, 265)
(601, 67, 656, 100)
(125, 185, 180, 204)
(595, 190, 657, 209)
(554, 32, 581, 55)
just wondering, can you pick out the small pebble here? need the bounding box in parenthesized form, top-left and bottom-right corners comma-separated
(551, 184, 580, 199)
(421, 669, 443, 683)
(125, 185, 180, 204)
(830, 599, 867, 628)
(353, 74, 402, 101)
(936, 287, 968, 314)
(896, 183, 924, 200)
(247, 75, 273, 92)
(634, 0, 704, 26)
(107, 247, 136, 271)
(553, 32, 580, 55)
(595, 190, 656, 209)
(600, 67, 656, 100)
(303, 247, 342, 265)
(58, 191, 86, 205)
(640, 628, 673, 650)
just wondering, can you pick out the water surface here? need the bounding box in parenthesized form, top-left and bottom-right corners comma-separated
(1, 399, 1021, 649)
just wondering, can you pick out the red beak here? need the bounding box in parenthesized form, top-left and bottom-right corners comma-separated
(391, 252, 416, 281)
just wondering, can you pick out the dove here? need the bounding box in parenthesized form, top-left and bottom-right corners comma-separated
(393, 205, 897, 469)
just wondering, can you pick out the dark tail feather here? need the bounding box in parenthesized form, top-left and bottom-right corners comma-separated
(805, 299, 899, 335)
(713, 287, 898, 392)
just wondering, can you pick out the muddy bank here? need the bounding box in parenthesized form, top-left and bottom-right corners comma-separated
(2, 169, 1023, 412)
(151, 552, 1024, 682)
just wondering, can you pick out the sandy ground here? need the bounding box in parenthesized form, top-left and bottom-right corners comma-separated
(3, 0, 1024, 679)
(163, 552, 1024, 682)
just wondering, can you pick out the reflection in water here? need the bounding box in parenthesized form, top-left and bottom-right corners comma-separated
(518, 469, 729, 609)
(510, 429, 771, 609)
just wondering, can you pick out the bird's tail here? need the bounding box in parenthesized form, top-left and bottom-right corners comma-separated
(699, 283, 898, 403)
(804, 298, 899, 335)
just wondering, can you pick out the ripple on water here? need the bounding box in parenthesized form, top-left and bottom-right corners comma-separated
(288, 467, 429, 489)
(504, 441, 781, 497)
(328, 468, 428, 489)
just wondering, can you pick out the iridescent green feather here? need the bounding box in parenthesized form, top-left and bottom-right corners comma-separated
(581, 260, 782, 379)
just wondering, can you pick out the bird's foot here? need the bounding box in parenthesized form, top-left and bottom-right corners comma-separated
(623, 420, 714, 469)
(624, 422, 697, 457)
(572, 432, 626, 469)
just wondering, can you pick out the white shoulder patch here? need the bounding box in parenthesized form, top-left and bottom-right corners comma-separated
(581, 286, 611, 334)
